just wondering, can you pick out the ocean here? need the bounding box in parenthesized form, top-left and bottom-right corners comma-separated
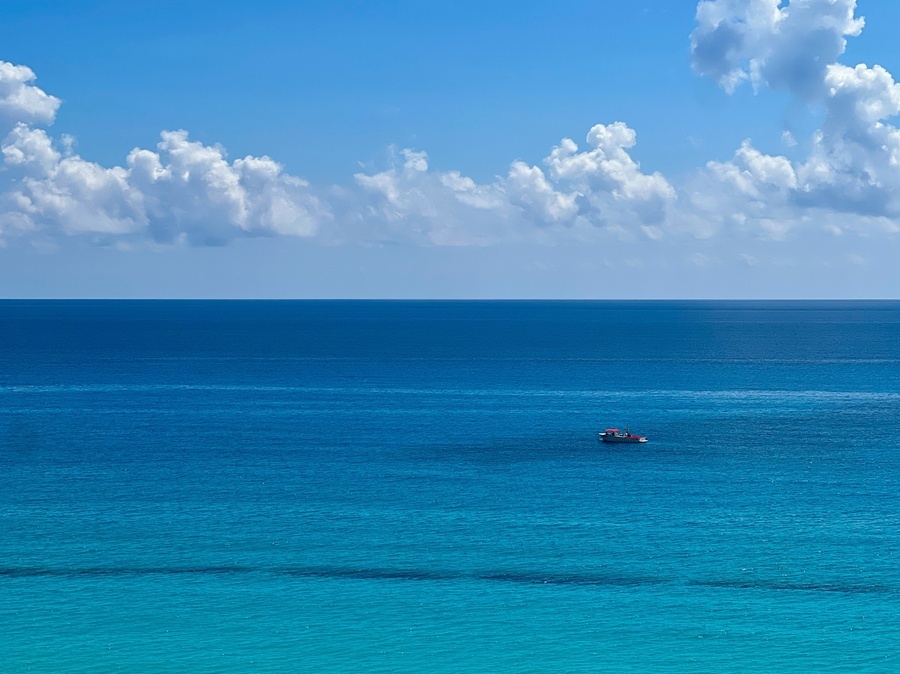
(1, 300, 898, 672)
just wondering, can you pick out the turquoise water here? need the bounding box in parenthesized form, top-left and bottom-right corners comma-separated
(2, 300, 899, 672)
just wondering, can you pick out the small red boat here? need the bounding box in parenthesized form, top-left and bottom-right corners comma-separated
(599, 428, 648, 444)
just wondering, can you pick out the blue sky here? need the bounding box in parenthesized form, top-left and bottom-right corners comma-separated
(2, 0, 900, 297)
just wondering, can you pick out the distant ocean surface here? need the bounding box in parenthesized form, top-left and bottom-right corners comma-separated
(2, 300, 899, 672)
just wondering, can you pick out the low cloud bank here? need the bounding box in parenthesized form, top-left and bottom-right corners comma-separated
(2, 0, 900, 251)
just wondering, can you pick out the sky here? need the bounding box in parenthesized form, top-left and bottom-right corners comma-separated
(3, 0, 900, 298)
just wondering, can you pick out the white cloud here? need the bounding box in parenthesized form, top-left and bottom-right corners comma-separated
(691, 0, 863, 98)
(0, 62, 60, 129)
(543, 123, 676, 230)
(505, 161, 578, 225)
(3, 124, 60, 175)
(126, 130, 325, 244)
(690, 251, 713, 267)
(0, 52, 674, 248)
(780, 130, 797, 147)
(352, 123, 672, 244)
(690, 0, 900, 237)
(0, 60, 329, 247)
(352, 147, 512, 246)
(4, 1, 900, 255)
(825, 63, 900, 127)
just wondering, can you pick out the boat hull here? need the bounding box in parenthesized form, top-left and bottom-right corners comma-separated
(600, 435, 647, 443)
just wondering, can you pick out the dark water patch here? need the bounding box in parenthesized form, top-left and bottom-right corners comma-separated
(691, 578, 898, 596)
(478, 570, 669, 587)
(5, 565, 893, 596)
(285, 566, 463, 582)
(0, 566, 257, 578)
(0, 565, 665, 588)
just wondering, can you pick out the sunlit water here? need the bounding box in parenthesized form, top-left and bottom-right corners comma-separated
(1, 300, 899, 672)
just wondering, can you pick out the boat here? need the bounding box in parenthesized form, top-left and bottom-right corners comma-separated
(599, 428, 648, 443)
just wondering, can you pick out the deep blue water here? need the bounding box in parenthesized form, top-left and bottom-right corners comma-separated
(1, 300, 899, 672)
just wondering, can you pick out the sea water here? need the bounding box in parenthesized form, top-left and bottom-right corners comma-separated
(1, 300, 898, 672)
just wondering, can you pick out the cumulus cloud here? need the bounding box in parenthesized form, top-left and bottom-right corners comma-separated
(3, 0, 900, 252)
(126, 131, 325, 244)
(352, 123, 673, 245)
(1, 126, 327, 245)
(543, 123, 675, 236)
(0, 55, 673, 248)
(505, 161, 578, 226)
(350, 1, 900, 246)
(0, 62, 60, 129)
(351, 146, 514, 246)
(691, 0, 900, 237)
(691, 0, 864, 98)
(0, 60, 328, 246)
